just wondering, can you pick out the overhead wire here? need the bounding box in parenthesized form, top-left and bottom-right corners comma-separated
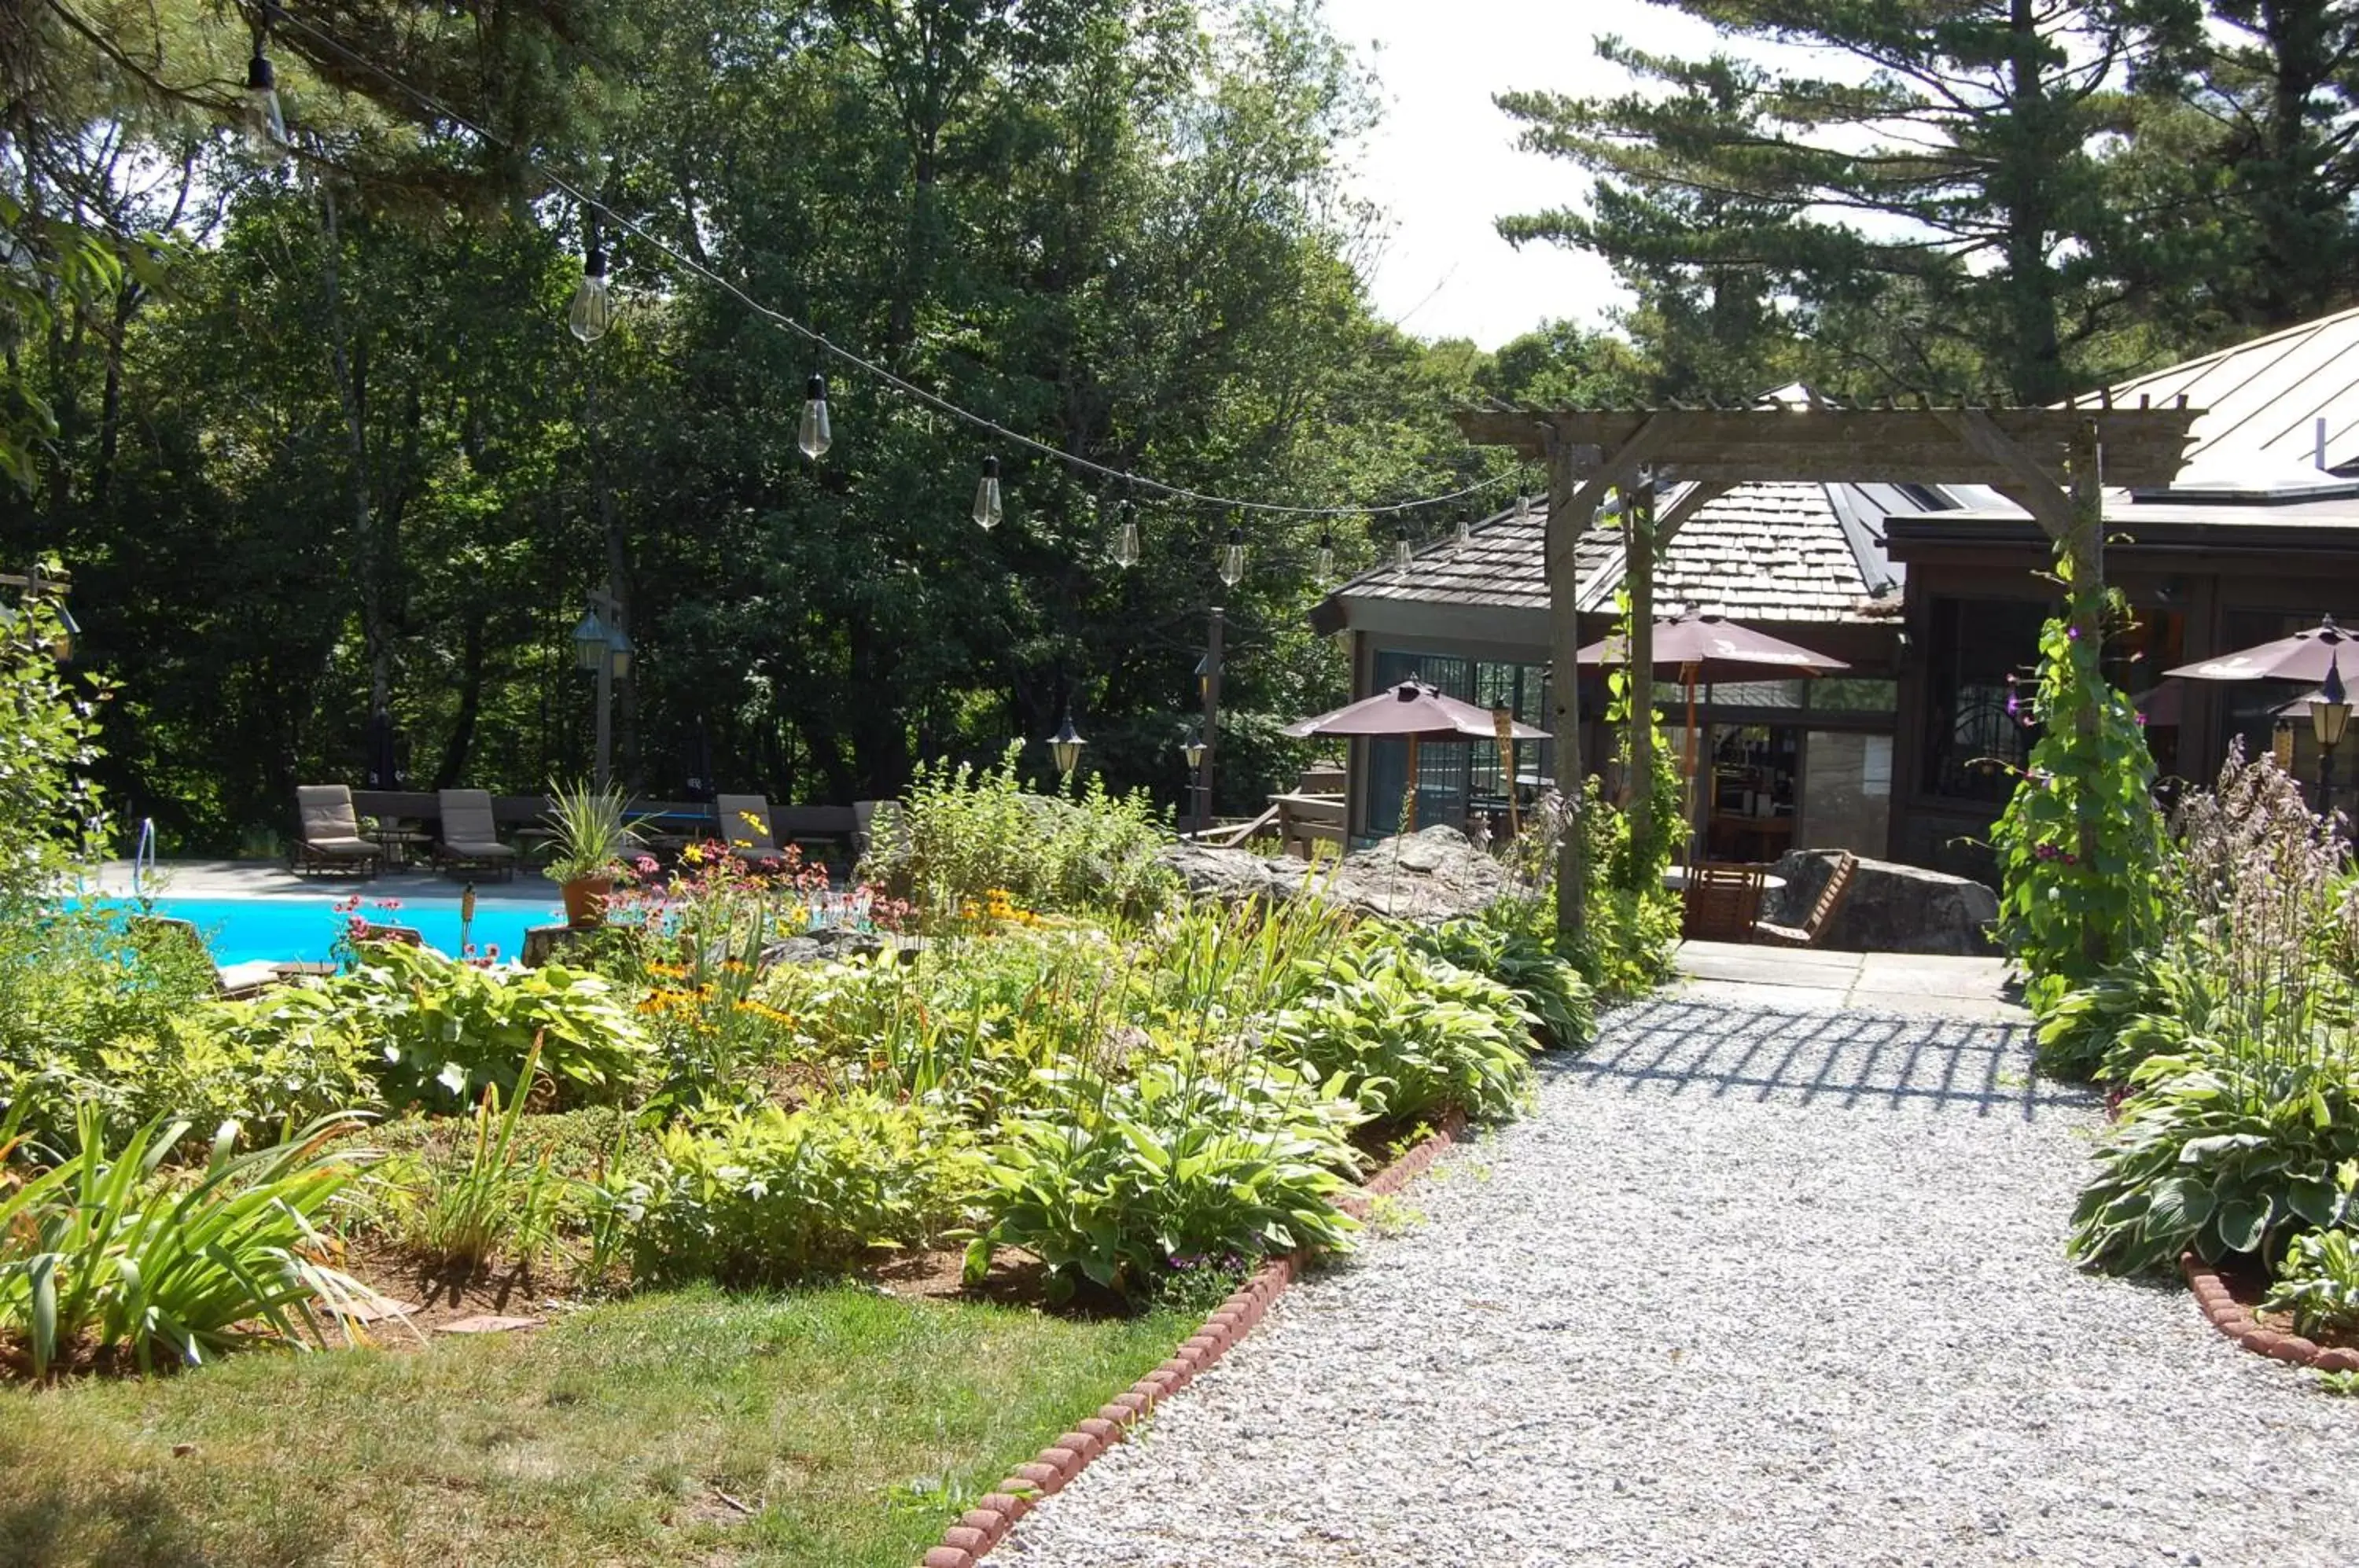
(261, 2, 1524, 525)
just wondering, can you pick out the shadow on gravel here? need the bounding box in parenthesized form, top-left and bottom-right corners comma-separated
(1562, 999, 2097, 1122)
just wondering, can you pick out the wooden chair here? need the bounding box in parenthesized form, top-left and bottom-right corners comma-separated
(1681, 862, 1767, 942)
(1756, 851, 1859, 948)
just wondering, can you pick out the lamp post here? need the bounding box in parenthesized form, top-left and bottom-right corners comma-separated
(1047, 709, 1087, 777)
(1197, 606, 1224, 837)
(2312, 653, 2351, 820)
(572, 589, 631, 786)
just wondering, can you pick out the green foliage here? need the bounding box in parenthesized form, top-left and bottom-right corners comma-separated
(2070, 1038, 2359, 1275)
(543, 778, 642, 884)
(1267, 940, 1539, 1123)
(1409, 911, 1596, 1049)
(967, 1056, 1363, 1301)
(306, 944, 651, 1111)
(860, 744, 1177, 925)
(379, 1036, 565, 1274)
(1991, 575, 2167, 1017)
(633, 1095, 981, 1286)
(0, 1105, 373, 1378)
(0, 597, 111, 904)
(2264, 1225, 2359, 1339)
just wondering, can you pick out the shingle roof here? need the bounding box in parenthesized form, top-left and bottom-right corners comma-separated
(2107, 305, 2359, 473)
(1334, 480, 1938, 627)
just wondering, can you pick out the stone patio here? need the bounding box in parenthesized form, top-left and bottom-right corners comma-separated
(1673, 938, 2028, 1023)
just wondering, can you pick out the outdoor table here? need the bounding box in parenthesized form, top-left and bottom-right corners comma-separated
(373, 823, 432, 868)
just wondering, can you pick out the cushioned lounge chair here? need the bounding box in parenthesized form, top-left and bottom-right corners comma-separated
(433, 789, 517, 881)
(130, 916, 290, 1002)
(292, 784, 383, 878)
(713, 793, 788, 871)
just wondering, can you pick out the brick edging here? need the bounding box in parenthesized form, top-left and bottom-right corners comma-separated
(2181, 1251, 2359, 1372)
(918, 1109, 1470, 1568)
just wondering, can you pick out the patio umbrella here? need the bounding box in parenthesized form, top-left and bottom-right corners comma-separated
(1284, 682, 1549, 834)
(363, 709, 403, 790)
(2166, 616, 2354, 684)
(1577, 613, 1849, 846)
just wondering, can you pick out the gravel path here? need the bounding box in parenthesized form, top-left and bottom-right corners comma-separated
(999, 999, 2359, 1568)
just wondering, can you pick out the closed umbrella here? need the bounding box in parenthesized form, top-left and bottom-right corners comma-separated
(1285, 682, 1549, 834)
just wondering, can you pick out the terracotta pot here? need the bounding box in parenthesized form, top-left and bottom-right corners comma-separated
(561, 874, 615, 929)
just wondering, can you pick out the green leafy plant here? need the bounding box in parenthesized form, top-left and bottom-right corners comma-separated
(543, 778, 642, 884)
(632, 1094, 981, 1285)
(1410, 911, 1596, 1049)
(381, 1034, 564, 1274)
(307, 944, 651, 1110)
(2265, 1224, 2359, 1339)
(1267, 940, 1539, 1123)
(0, 1103, 374, 1378)
(966, 1055, 1364, 1301)
(1989, 556, 2167, 1016)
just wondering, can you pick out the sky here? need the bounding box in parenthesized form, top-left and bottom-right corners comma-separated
(1329, 0, 1713, 350)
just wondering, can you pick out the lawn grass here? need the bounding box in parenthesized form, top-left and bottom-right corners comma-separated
(0, 1283, 1185, 1568)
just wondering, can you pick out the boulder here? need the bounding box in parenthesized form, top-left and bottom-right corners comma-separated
(1762, 848, 2000, 955)
(1158, 825, 1513, 925)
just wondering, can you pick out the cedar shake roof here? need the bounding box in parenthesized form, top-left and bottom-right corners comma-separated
(1329, 480, 1977, 629)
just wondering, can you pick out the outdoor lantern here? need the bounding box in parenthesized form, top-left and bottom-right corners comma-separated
(571, 606, 612, 671)
(1047, 710, 1087, 775)
(607, 625, 633, 679)
(2313, 655, 2351, 750)
(1195, 651, 1213, 703)
(48, 601, 77, 664)
(1180, 730, 1206, 771)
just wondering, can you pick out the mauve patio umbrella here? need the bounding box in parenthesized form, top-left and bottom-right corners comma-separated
(2166, 616, 2355, 684)
(1284, 682, 1548, 834)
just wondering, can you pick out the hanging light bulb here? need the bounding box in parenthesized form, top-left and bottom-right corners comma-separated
(1393, 526, 1413, 572)
(1219, 522, 1246, 588)
(1113, 499, 1141, 569)
(1316, 528, 1335, 583)
(973, 456, 1003, 529)
(569, 245, 616, 344)
(1456, 513, 1475, 549)
(243, 47, 289, 163)
(799, 374, 832, 458)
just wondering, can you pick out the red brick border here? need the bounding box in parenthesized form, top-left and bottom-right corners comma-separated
(2181, 1251, 2359, 1373)
(916, 1109, 1469, 1568)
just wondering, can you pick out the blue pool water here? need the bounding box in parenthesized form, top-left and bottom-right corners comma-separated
(104, 893, 561, 966)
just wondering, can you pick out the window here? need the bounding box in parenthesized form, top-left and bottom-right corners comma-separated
(1922, 598, 2051, 802)
(1365, 650, 1551, 835)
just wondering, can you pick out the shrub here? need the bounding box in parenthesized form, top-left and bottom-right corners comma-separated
(0, 1104, 374, 1377)
(632, 1094, 981, 1285)
(2069, 1032, 2359, 1275)
(311, 943, 651, 1110)
(2264, 1225, 2359, 1338)
(966, 1055, 1362, 1301)
(1266, 940, 1539, 1123)
(860, 742, 1177, 924)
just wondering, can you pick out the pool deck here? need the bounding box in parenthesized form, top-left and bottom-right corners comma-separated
(89, 859, 565, 902)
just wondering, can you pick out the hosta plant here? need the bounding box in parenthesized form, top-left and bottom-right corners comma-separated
(966, 1055, 1363, 1301)
(1267, 940, 1540, 1123)
(1409, 914, 1595, 1049)
(632, 1093, 981, 1285)
(2264, 1223, 2359, 1338)
(0, 1103, 374, 1378)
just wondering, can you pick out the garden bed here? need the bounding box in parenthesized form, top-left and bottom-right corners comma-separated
(2181, 1253, 2359, 1373)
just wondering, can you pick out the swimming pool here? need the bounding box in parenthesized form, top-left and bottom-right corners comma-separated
(101, 893, 562, 966)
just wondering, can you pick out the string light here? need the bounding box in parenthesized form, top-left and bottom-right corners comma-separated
(1456, 513, 1474, 549)
(1393, 526, 1412, 572)
(799, 374, 831, 458)
(1113, 499, 1141, 569)
(259, 5, 1529, 550)
(973, 456, 1003, 530)
(568, 230, 616, 344)
(243, 45, 289, 161)
(1219, 523, 1246, 588)
(1316, 528, 1334, 583)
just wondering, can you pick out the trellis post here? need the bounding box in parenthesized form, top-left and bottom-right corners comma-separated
(1625, 475, 1658, 860)
(1543, 428, 1588, 942)
(2066, 418, 2106, 964)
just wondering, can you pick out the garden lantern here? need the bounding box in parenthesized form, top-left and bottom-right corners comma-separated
(1047, 710, 1087, 776)
(1180, 731, 1206, 771)
(2313, 653, 2350, 816)
(571, 606, 611, 671)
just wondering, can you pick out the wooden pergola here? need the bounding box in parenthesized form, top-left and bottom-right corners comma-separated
(1452, 401, 2203, 941)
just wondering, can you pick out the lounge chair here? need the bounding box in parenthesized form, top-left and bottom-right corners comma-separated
(129, 916, 291, 1002)
(1756, 851, 1859, 948)
(713, 793, 787, 870)
(1680, 862, 1767, 942)
(292, 784, 383, 878)
(433, 789, 517, 881)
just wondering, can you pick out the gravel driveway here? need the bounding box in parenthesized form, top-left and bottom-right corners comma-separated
(999, 999, 2359, 1568)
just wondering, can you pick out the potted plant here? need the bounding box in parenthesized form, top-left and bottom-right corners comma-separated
(545, 778, 641, 929)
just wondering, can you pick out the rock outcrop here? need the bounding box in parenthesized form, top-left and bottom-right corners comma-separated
(1159, 825, 1514, 925)
(1763, 848, 2000, 955)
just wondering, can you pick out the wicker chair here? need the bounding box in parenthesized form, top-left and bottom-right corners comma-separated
(1755, 851, 1859, 948)
(1680, 862, 1767, 942)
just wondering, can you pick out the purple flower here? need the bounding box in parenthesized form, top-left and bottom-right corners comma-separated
(2066, 625, 2081, 641)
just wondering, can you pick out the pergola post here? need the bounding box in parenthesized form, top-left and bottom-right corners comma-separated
(1625, 477, 1658, 862)
(2066, 418, 2106, 963)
